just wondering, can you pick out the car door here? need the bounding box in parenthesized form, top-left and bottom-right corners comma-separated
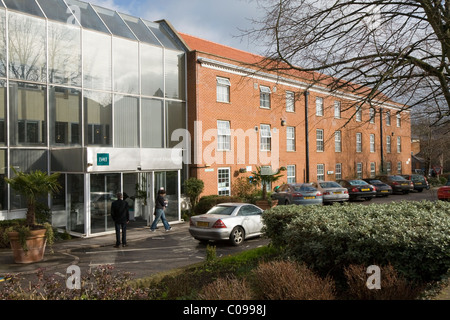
(238, 205, 264, 236)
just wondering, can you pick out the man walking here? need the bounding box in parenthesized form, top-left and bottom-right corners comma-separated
(111, 192, 129, 248)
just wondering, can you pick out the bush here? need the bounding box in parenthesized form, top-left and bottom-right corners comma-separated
(199, 275, 254, 300)
(263, 201, 450, 282)
(194, 195, 242, 215)
(0, 219, 26, 248)
(184, 177, 204, 209)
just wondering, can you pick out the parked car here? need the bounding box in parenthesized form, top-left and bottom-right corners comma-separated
(375, 175, 414, 194)
(362, 179, 393, 197)
(189, 203, 264, 246)
(437, 180, 450, 201)
(90, 192, 117, 215)
(271, 183, 323, 206)
(400, 174, 429, 192)
(311, 181, 349, 204)
(336, 179, 376, 201)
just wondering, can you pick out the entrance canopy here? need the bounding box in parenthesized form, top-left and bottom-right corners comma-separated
(51, 147, 183, 173)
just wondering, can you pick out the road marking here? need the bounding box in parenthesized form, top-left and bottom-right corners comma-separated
(84, 246, 194, 254)
(88, 256, 197, 267)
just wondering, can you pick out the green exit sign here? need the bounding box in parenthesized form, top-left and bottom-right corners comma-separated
(97, 153, 109, 166)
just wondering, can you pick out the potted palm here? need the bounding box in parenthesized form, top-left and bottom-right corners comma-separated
(4, 168, 61, 263)
(251, 166, 285, 209)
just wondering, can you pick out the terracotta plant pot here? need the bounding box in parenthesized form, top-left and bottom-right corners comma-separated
(255, 199, 278, 210)
(8, 228, 47, 264)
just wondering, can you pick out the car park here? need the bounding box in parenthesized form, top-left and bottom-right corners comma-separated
(311, 181, 349, 204)
(362, 179, 393, 197)
(189, 203, 264, 246)
(437, 180, 450, 201)
(336, 179, 376, 201)
(400, 174, 429, 192)
(271, 183, 323, 206)
(375, 175, 414, 194)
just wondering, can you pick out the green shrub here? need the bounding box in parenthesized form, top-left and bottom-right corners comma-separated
(263, 201, 450, 282)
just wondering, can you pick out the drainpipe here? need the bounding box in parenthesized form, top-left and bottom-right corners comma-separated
(305, 90, 310, 182)
(380, 107, 384, 173)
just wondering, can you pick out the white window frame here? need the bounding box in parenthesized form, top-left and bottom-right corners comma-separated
(369, 107, 375, 123)
(387, 161, 392, 174)
(260, 124, 271, 151)
(370, 162, 376, 178)
(216, 77, 230, 103)
(217, 120, 231, 151)
(287, 165, 296, 183)
(386, 110, 391, 126)
(396, 113, 401, 127)
(286, 91, 295, 112)
(335, 130, 341, 152)
(397, 136, 402, 153)
(317, 164, 325, 181)
(335, 163, 342, 180)
(286, 126, 296, 151)
(356, 132, 362, 153)
(260, 85, 271, 109)
(356, 106, 362, 122)
(316, 129, 324, 152)
(334, 101, 341, 119)
(316, 97, 324, 116)
(356, 162, 363, 179)
(386, 135, 391, 153)
(218, 167, 231, 196)
(397, 161, 402, 174)
(370, 134, 375, 153)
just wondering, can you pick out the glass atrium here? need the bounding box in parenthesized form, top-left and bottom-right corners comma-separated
(0, 0, 188, 237)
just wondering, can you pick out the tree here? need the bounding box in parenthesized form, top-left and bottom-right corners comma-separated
(251, 166, 285, 200)
(184, 177, 205, 209)
(5, 168, 61, 227)
(245, 0, 450, 129)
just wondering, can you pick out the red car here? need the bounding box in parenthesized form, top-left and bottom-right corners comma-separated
(437, 180, 450, 201)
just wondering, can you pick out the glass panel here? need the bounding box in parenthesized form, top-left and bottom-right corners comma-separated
(3, 0, 44, 18)
(37, 0, 76, 24)
(66, 174, 85, 233)
(48, 21, 81, 86)
(0, 10, 6, 77)
(113, 37, 138, 94)
(9, 149, 48, 210)
(141, 44, 163, 97)
(90, 173, 120, 234)
(141, 98, 163, 148)
(165, 50, 185, 100)
(83, 30, 111, 91)
(8, 12, 46, 82)
(49, 86, 81, 146)
(166, 101, 186, 148)
(114, 95, 138, 147)
(154, 171, 179, 222)
(0, 80, 6, 146)
(0, 149, 6, 210)
(144, 20, 179, 50)
(64, 0, 109, 33)
(93, 5, 136, 40)
(120, 14, 160, 45)
(9, 82, 47, 146)
(84, 90, 112, 146)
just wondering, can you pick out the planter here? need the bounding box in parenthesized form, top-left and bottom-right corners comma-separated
(255, 199, 278, 210)
(8, 228, 47, 264)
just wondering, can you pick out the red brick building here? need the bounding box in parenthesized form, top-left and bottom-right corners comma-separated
(180, 33, 412, 197)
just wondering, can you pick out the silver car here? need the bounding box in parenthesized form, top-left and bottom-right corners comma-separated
(311, 181, 349, 204)
(189, 203, 264, 246)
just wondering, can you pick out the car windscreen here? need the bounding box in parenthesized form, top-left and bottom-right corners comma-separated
(293, 185, 317, 192)
(367, 180, 382, 184)
(319, 182, 341, 188)
(207, 205, 236, 215)
(349, 180, 368, 185)
(411, 175, 426, 182)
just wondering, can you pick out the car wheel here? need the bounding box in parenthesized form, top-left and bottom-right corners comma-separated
(230, 226, 244, 246)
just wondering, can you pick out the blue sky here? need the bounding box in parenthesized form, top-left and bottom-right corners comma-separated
(88, 0, 264, 54)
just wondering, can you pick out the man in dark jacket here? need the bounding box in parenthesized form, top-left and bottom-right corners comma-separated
(111, 192, 129, 248)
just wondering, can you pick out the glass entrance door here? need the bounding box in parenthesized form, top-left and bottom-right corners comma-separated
(90, 173, 120, 234)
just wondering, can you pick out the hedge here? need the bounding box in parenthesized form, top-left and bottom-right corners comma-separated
(262, 201, 450, 282)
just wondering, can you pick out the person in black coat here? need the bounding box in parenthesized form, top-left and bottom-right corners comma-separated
(111, 192, 129, 247)
(150, 189, 171, 232)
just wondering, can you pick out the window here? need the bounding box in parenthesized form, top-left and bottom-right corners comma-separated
(287, 165, 296, 183)
(356, 132, 362, 153)
(334, 101, 341, 119)
(217, 77, 230, 103)
(396, 113, 401, 127)
(397, 161, 402, 174)
(397, 136, 402, 153)
(356, 162, 363, 178)
(370, 134, 375, 153)
(387, 161, 392, 174)
(335, 131, 341, 152)
(335, 163, 342, 180)
(218, 168, 231, 196)
(316, 129, 324, 152)
(316, 97, 323, 116)
(386, 135, 391, 153)
(260, 86, 271, 109)
(370, 108, 375, 123)
(287, 126, 296, 151)
(217, 120, 231, 151)
(386, 111, 391, 126)
(356, 106, 362, 122)
(286, 91, 295, 112)
(370, 162, 376, 178)
(317, 164, 325, 181)
(260, 124, 271, 151)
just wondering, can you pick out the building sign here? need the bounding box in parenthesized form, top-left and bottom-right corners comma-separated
(97, 153, 110, 166)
